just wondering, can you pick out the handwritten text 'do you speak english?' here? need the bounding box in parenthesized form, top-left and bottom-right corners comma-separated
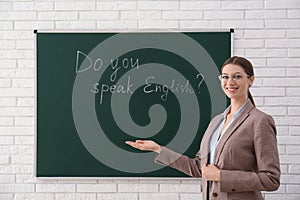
(75, 50, 205, 104)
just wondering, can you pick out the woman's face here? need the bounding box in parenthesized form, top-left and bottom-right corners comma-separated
(221, 64, 254, 101)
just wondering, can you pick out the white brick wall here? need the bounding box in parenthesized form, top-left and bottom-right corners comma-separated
(0, 0, 299, 199)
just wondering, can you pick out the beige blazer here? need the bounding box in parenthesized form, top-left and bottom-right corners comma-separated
(155, 101, 280, 200)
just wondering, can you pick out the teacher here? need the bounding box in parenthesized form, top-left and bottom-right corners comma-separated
(126, 56, 280, 200)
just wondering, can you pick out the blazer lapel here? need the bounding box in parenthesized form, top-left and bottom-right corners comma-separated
(214, 101, 254, 165)
(200, 114, 223, 164)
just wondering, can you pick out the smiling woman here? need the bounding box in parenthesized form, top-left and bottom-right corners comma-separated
(126, 56, 281, 200)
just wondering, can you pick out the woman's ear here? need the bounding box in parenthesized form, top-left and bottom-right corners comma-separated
(249, 76, 254, 87)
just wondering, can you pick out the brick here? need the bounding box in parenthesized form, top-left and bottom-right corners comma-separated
(77, 184, 116, 192)
(0, 155, 9, 164)
(253, 97, 263, 106)
(281, 164, 288, 173)
(290, 126, 300, 135)
(16, 40, 34, 50)
(222, 1, 263, 10)
(288, 10, 300, 18)
(14, 21, 54, 30)
(275, 117, 300, 125)
(55, 21, 96, 29)
(289, 165, 300, 173)
(0, 184, 34, 192)
(14, 136, 34, 145)
(0, 127, 33, 135)
(0, 12, 36, 20)
(267, 58, 300, 67)
(251, 78, 263, 86)
(38, 11, 78, 20)
(265, 0, 300, 9)
(286, 146, 300, 155)
(244, 30, 285, 39)
(289, 49, 300, 57)
(13, 2, 53, 10)
(18, 60, 34, 68)
(278, 136, 300, 145)
(281, 175, 300, 183)
(287, 185, 300, 193)
(139, 193, 179, 200)
(235, 39, 264, 48)
(0, 98, 16, 106)
(0, 40, 15, 49)
(222, 20, 264, 29)
(180, 194, 202, 200)
(138, 1, 178, 10)
(55, 2, 95, 11)
(280, 155, 300, 165)
(180, 20, 221, 29)
(276, 126, 289, 136)
(0, 50, 34, 59)
(265, 19, 300, 28)
(266, 39, 300, 48)
(0, 2, 12, 10)
(278, 145, 286, 155)
(97, 20, 137, 29)
(248, 58, 266, 67)
(0, 175, 14, 183)
(0, 136, 14, 144)
(118, 184, 158, 192)
(97, 1, 137, 10)
(245, 10, 286, 19)
(0, 31, 33, 40)
(14, 117, 34, 126)
(16, 174, 55, 184)
(17, 98, 34, 106)
(0, 78, 11, 87)
(286, 88, 300, 96)
(36, 184, 76, 192)
(251, 88, 285, 97)
(121, 11, 161, 20)
(288, 107, 300, 116)
(15, 194, 54, 200)
(11, 155, 33, 164)
(0, 108, 34, 116)
(0, 22, 13, 30)
(246, 49, 287, 58)
(12, 78, 34, 87)
(79, 11, 119, 20)
(254, 68, 285, 77)
(138, 20, 178, 28)
(160, 184, 200, 192)
(180, 1, 221, 10)
(204, 11, 243, 20)
(265, 194, 300, 200)
(0, 59, 17, 68)
(0, 146, 33, 155)
(256, 106, 286, 116)
(163, 11, 203, 20)
(0, 165, 33, 174)
(97, 194, 138, 200)
(287, 29, 300, 38)
(0, 117, 13, 125)
(264, 78, 300, 87)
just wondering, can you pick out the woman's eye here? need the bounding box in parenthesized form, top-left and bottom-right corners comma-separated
(233, 75, 242, 80)
(222, 75, 229, 79)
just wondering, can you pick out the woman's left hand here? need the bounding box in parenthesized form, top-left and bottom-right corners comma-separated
(202, 164, 221, 181)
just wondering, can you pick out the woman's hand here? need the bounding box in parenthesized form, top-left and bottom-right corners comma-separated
(202, 164, 221, 181)
(125, 140, 161, 153)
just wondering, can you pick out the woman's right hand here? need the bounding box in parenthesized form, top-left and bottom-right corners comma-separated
(125, 140, 161, 153)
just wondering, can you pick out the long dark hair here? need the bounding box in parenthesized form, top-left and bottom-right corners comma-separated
(221, 56, 255, 106)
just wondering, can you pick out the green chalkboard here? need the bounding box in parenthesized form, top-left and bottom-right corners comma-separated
(36, 30, 231, 177)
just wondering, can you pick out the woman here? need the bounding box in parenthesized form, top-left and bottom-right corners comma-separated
(126, 56, 280, 200)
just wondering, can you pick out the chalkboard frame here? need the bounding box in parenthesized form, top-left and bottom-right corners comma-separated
(34, 29, 234, 179)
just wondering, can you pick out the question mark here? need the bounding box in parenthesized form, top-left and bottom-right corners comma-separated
(196, 73, 204, 93)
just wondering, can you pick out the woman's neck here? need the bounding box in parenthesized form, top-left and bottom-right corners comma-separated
(230, 97, 248, 114)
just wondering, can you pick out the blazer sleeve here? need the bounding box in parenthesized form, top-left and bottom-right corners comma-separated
(220, 114, 281, 192)
(154, 147, 202, 178)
